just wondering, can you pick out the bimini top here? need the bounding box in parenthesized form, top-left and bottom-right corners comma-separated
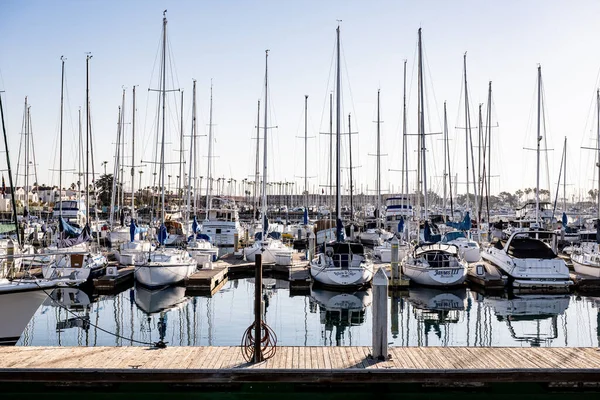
(493, 234, 556, 259)
(324, 241, 365, 255)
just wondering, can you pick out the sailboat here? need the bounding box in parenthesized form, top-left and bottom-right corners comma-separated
(401, 29, 468, 287)
(116, 86, 155, 266)
(571, 90, 600, 277)
(185, 81, 218, 266)
(41, 55, 107, 283)
(244, 50, 294, 265)
(481, 66, 571, 290)
(309, 25, 374, 287)
(134, 12, 196, 288)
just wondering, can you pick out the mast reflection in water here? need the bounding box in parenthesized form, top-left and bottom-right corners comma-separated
(8, 278, 600, 347)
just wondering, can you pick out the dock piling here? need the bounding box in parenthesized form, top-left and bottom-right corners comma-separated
(372, 267, 388, 361)
(254, 253, 263, 363)
(390, 236, 400, 287)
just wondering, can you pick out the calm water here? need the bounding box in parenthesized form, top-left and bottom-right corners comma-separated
(8, 279, 600, 348)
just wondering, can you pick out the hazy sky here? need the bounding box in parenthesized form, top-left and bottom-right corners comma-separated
(2, 0, 600, 202)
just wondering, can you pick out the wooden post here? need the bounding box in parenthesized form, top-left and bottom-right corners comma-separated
(234, 233, 239, 252)
(308, 232, 314, 260)
(390, 236, 399, 287)
(372, 267, 388, 360)
(254, 253, 263, 363)
(391, 293, 399, 340)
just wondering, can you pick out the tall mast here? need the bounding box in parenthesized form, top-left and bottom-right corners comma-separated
(160, 12, 167, 224)
(85, 54, 91, 223)
(59, 56, 65, 218)
(463, 53, 470, 211)
(563, 136, 567, 213)
(24, 98, 29, 216)
(178, 90, 184, 207)
(443, 101, 448, 221)
(348, 113, 354, 221)
(486, 81, 493, 225)
(205, 80, 214, 217)
(335, 25, 342, 240)
(535, 65, 542, 225)
(120, 89, 126, 211)
(261, 50, 269, 240)
(418, 28, 428, 219)
(77, 108, 82, 205)
(0, 93, 21, 246)
(109, 106, 121, 228)
(376, 89, 381, 224)
(304, 94, 309, 215)
(402, 60, 408, 197)
(187, 80, 196, 221)
(596, 89, 600, 223)
(254, 100, 260, 221)
(131, 85, 136, 216)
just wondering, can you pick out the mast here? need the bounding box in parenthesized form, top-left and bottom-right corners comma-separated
(486, 81, 493, 225)
(59, 56, 65, 218)
(120, 89, 126, 212)
(178, 90, 184, 207)
(348, 113, 354, 221)
(24, 98, 29, 216)
(463, 53, 470, 212)
(563, 136, 567, 213)
(131, 85, 136, 217)
(402, 59, 408, 198)
(261, 50, 269, 240)
(329, 92, 333, 210)
(376, 89, 381, 225)
(186, 80, 196, 222)
(205, 80, 214, 218)
(592, 89, 600, 220)
(85, 54, 91, 223)
(0, 93, 21, 246)
(443, 101, 448, 221)
(304, 94, 309, 217)
(254, 99, 260, 221)
(418, 28, 428, 219)
(109, 106, 121, 228)
(335, 25, 342, 241)
(78, 108, 82, 205)
(159, 12, 167, 225)
(536, 65, 542, 225)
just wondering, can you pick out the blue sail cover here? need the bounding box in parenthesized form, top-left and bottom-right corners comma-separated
(263, 215, 269, 236)
(562, 212, 568, 227)
(58, 217, 81, 238)
(158, 224, 167, 245)
(129, 220, 138, 242)
(57, 221, 91, 249)
(336, 218, 344, 242)
(192, 216, 199, 234)
(397, 216, 404, 233)
(303, 208, 308, 225)
(446, 211, 472, 231)
(597, 219, 600, 244)
(424, 221, 432, 242)
(189, 233, 211, 242)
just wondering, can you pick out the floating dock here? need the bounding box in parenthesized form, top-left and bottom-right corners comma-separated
(93, 265, 135, 292)
(466, 261, 505, 291)
(570, 271, 600, 292)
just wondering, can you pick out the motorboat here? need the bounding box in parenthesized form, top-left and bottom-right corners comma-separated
(481, 231, 572, 291)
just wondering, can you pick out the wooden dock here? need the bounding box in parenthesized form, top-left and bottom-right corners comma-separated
(185, 267, 228, 296)
(570, 271, 600, 292)
(466, 261, 505, 291)
(1, 346, 600, 385)
(93, 266, 135, 292)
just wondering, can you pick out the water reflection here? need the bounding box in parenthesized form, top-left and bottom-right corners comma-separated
(309, 286, 372, 346)
(485, 294, 570, 347)
(10, 277, 600, 347)
(406, 287, 467, 346)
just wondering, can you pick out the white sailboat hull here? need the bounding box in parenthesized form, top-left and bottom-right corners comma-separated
(0, 290, 47, 345)
(135, 249, 197, 287)
(402, 260, 467, 286)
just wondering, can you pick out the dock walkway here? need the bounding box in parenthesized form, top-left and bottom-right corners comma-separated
(1, 346, 600, 383)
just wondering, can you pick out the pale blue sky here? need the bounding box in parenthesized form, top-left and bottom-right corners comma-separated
(2, 0, 600, 201)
